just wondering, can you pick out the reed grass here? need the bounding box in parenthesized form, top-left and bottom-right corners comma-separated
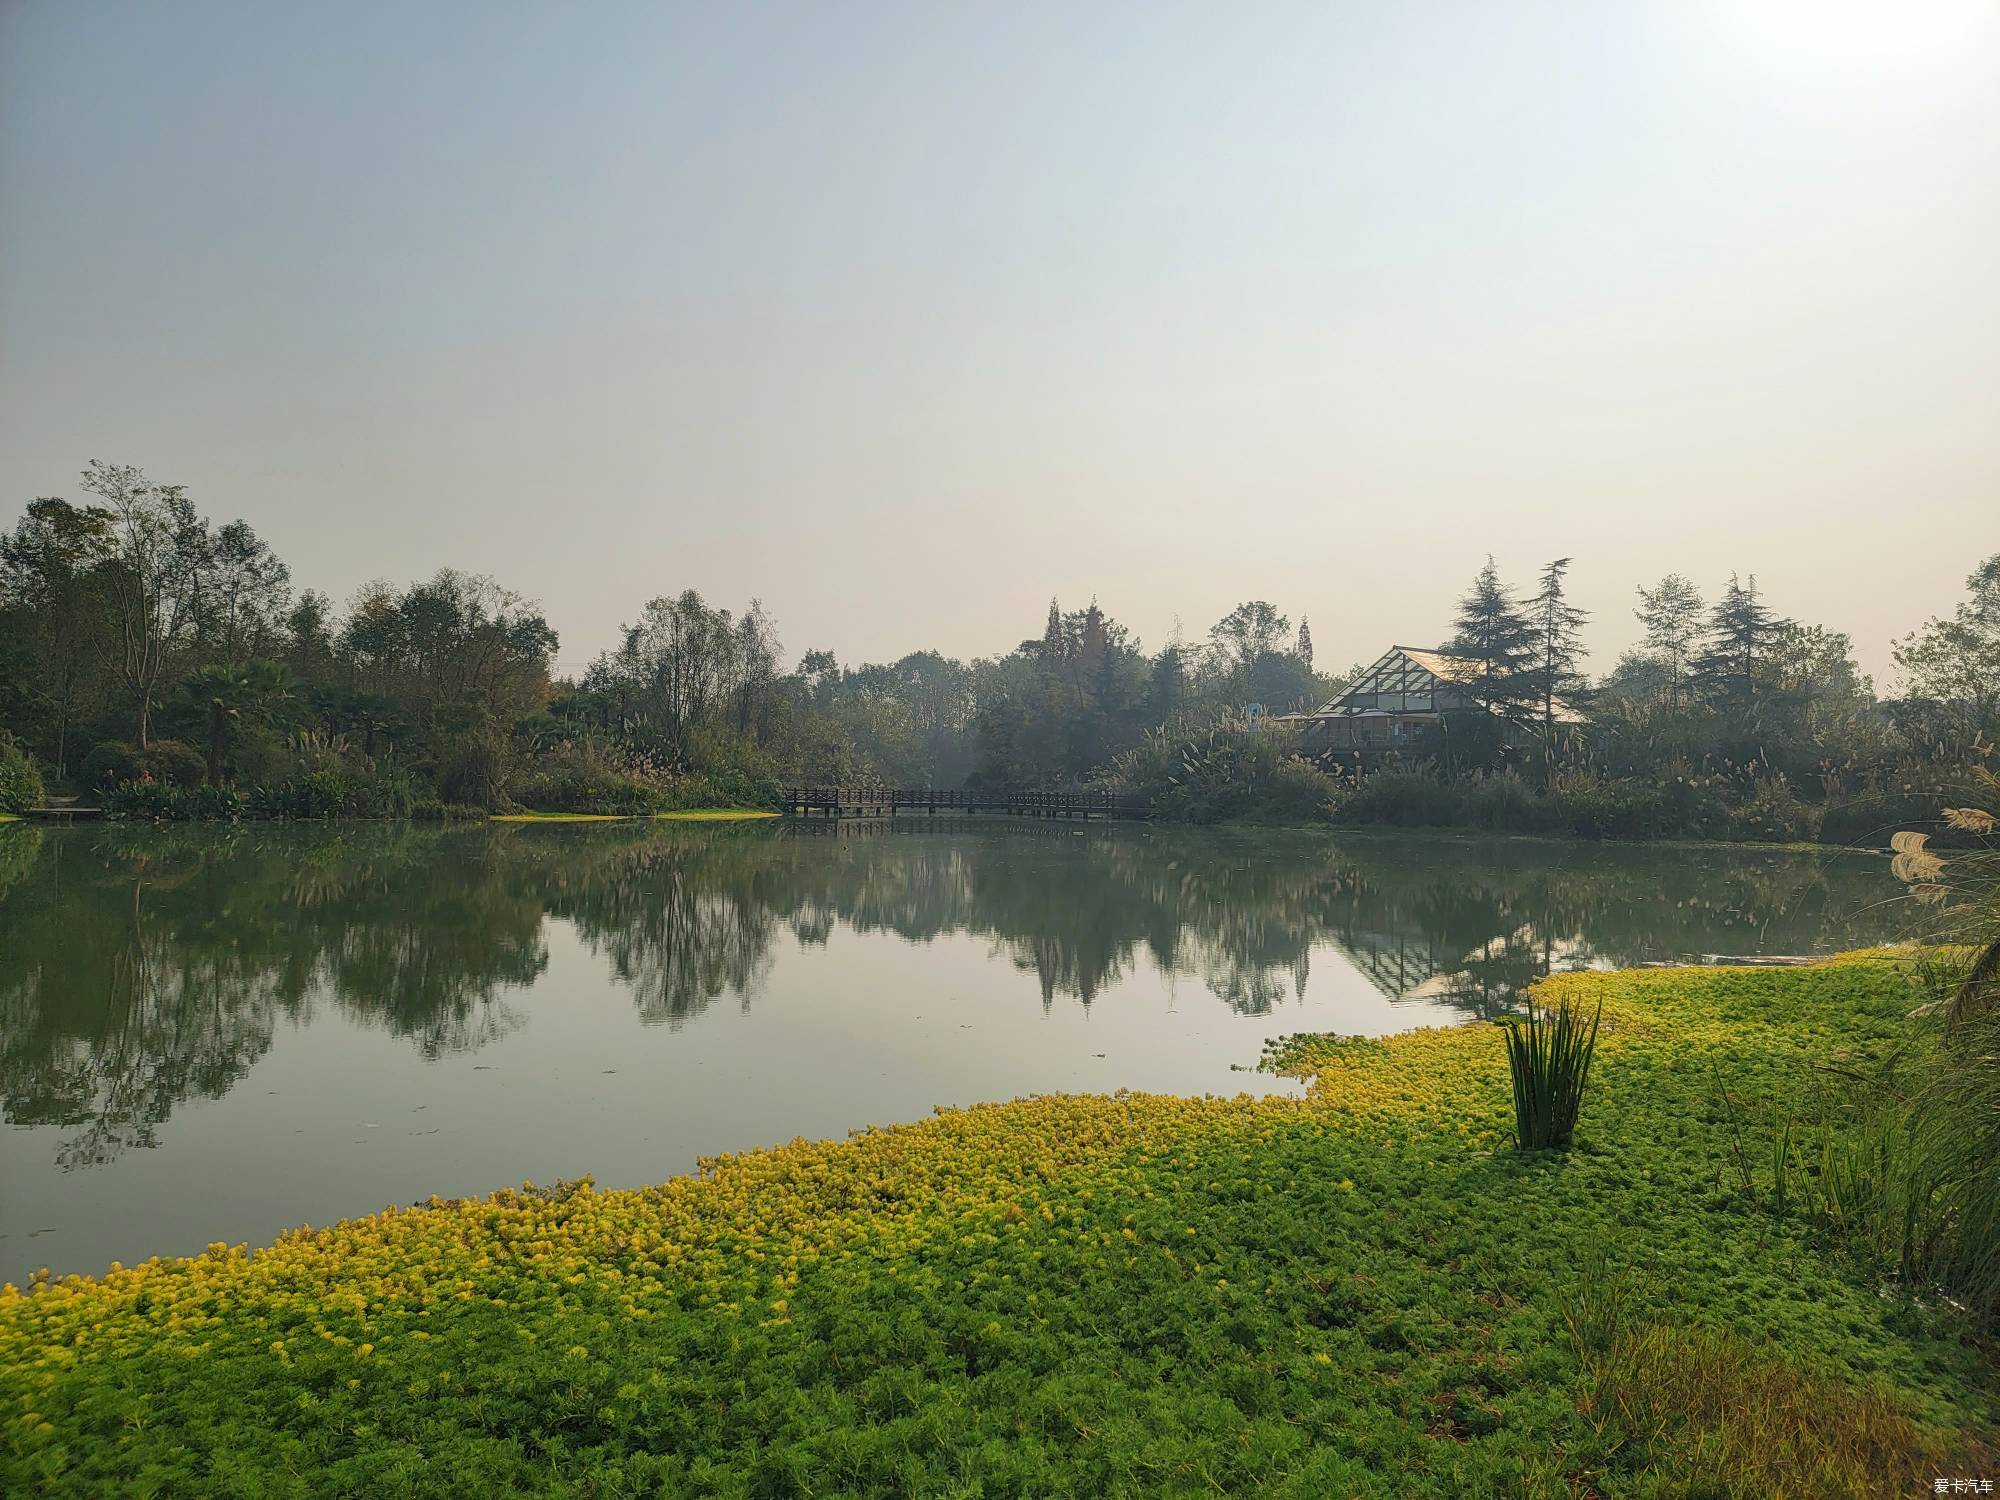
(1502, 991, 1601, 1149)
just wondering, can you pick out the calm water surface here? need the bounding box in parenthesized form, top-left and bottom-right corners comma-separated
(0, 819, 1903, 1276)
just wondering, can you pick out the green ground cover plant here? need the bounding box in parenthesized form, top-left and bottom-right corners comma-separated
(3, 956, 1995, 1497)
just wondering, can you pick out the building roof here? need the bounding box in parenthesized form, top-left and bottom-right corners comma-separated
(1393, 645, 1483, 685)
(1305, 644, 1587, 725)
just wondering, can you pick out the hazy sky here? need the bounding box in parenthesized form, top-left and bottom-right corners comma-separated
(3, 1, 1995, 682)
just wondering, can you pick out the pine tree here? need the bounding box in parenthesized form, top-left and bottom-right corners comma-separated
(1526, 558, 1589, 739)
(1042, 597, 1065, 664)
(1079, 599, 1108, 686)
(1694, 574, 1788, 705)
(1146, 645, 1184, 726)
(1634, 574, 1705, 713)
(1449, 557, 1536, 719)
(1296, 617, 1314, 671)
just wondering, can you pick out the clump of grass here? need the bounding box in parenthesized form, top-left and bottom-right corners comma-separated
(1709, 1068, 1800, 1221)
(1580, 1320, 1985, 1500)
(1561, 1237, 1646, 1358)
(1501, 992, 1601, 1149)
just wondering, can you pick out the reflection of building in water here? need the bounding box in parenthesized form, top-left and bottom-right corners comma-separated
(1329, 920, 1600, 1016)
(1330, 927, 1457, 1000)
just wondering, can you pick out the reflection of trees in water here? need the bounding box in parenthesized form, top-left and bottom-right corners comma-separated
(0, 824, 545, 1166)
(530, 845, 779, 1027)
(3, 919, 288, 1170)
(0, 819, 1902, 1168)
(794, 826, 1897, 1019)
(1246, 840, 1901, 1019)
(744, 825, 1897, 1019)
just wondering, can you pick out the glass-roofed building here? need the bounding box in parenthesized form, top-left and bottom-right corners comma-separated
(1276, 645, 1583, 753)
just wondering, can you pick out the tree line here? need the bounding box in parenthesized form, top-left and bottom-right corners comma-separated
(0, 460, 1994, 839)
(0, 462, 1344, 817)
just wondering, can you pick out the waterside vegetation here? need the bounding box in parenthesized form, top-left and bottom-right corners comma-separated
(4, 467, 1997, 840)
(3, 951, 1995, 1497)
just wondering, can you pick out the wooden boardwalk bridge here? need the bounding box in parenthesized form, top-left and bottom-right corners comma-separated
(20, 799, 101, 823)
(781, 786, 1147, 821)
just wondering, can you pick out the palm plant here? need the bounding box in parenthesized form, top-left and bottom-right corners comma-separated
(178, 661, 296, 786)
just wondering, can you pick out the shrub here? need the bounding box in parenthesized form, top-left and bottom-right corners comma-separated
(1456, 771, 1554, 833)
(1106, 720, 1339, 824)
(676, 764, 783, 811)
(1502, 992, 1601, 1149)
(437, 736, 506, 810)
(244, 771, 345, 820)
(1333, 761, 1829, 843)
(510, 757, 660, 815)
(1548, 769, 1670, 840)
(1333, 768, 1466, 829)
(0, 736, 43, 813)
(409, 799, 488, 821)
(81, 739, 208, 790)
(104, 781, 244, 822)
(1819, 784, 1972, 849)
(1729, 771, 1820, 843)
(508, 748, 782, 815)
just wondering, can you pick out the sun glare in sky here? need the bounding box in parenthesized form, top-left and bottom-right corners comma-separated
(1718, 0, 1994, 68)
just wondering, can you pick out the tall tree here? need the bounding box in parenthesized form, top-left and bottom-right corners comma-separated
(729, 600, 780, 737)
(1448, 557, 1536, 718)
(1758, 623, 1871, 738)
(1078, 600, 1108, 688)
(195, 520, 292, 664)
(282, 590, 337, 682)
(1296, 617, 1314, 672)
(1208, 601, 1290, 676)
(1526, 557, 1589, 739)
(1145, 644, 1186, 726)
(1042, 598, 1065, 664)
(339, 569, 556, 728)
(0, 497, 115, 773)
(1633, 574, 1705, 712)
(80, 460, 206, 749)
(1694, 574, 1788, 706)
(797, 650, 841, 704)
(1895, 554, 2000, 729)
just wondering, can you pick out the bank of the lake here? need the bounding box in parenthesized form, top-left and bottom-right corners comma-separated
(492, 808, 781, 823)
(3, 953, 1993, 1497)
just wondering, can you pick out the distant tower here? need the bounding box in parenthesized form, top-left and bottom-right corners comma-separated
(1297, 616, 1314, 671)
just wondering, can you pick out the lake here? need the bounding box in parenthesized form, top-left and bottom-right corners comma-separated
(0, 819, 1904, 1277)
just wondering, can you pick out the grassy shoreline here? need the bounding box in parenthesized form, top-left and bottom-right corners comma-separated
(4, 955, 1994, 1495)
(3, 807, 1885, 853)
(1151, 819, 1887, 856)
(491, 808, 781, 824)
(1317, 821, 1893, 856)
